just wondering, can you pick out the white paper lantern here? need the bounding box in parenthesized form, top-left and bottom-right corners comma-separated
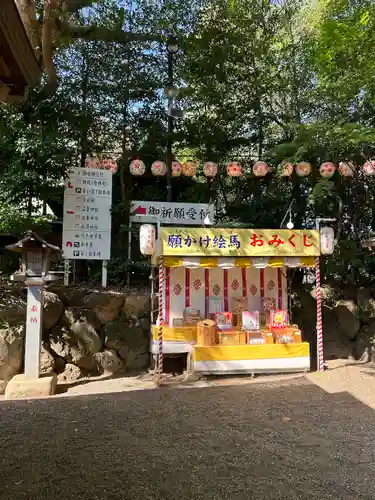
(130, 159, 146, 176)
(278, 162, 293, 177)
(284, 257, 301, 268)
(338, 161, 355, 177)
(295, 162, 311, 177)
(252, 257, 269, 269)
(320, 162, 336, 178)
(151, 161, 167, 176)
(227, 161, 243, 177)
(362, 160, 375, 176)
(253, 161, 269, 177)
(203, 162, 218, 177)
(182, 161, 197, 177)
(140, 224, 156, 255)
(320, 226, 335, 255)
(84, 156, 101, 169)
(172, 161, 182, 177)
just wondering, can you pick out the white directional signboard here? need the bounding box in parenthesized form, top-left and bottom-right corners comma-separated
(63, 167, 112, 260)
(130, 201, 214, 225)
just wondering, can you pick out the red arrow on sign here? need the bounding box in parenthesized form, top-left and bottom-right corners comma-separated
(67, 182, 73, 189)
(66, 210, 74, 215)
(135, 205, 147, 215)
(66, 241, 72, 247)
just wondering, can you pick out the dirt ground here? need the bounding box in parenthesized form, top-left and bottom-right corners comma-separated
(0, 376, 375, 499)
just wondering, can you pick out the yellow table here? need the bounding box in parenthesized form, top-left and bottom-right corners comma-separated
(150, 325, 197, 355)
(152, 325, 197, 343)
(193, 343, 310, 374)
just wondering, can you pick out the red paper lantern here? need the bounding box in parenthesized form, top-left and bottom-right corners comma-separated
(101, 158, 118, 174)
(295, 162, 311, 177)
(253, 161, 269, 177)
(338, 161, 355, 177)
(203, 162, 218, 177)
(130, 159, 146, 176)
(182, 161, 197, 177)
(320, 162, 336, 178)
(172, 161, 182, 177)
(362, 160, 375, 176)
(227, 161, 243, 177)
(151, 161, 167, 176)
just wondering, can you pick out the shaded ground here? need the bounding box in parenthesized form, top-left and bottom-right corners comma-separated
(0, 378, 374, 499)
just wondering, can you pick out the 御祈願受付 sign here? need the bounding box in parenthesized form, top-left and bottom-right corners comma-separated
(160, 228, 320, 257)
(130, 201, 214, 225)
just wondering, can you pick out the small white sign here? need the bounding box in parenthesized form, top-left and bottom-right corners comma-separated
(130, 201, 214, 225)
(63, 167, 112, 260)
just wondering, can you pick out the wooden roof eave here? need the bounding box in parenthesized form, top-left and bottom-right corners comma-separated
(0, 0, 41, 87)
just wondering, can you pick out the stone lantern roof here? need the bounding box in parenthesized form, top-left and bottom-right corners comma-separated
(5, 231, 60, 253)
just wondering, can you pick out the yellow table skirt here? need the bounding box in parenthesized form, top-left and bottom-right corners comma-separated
(193, 343, 310, 362)
(152, 325, 197, 342)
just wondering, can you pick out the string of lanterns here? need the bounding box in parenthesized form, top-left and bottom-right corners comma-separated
(84, 156, 118, 174)
(129, 159, 375, 178)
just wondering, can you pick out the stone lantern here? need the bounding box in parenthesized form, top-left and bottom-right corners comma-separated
(6, 230, 60, 284)
(5, 231, 60, 398)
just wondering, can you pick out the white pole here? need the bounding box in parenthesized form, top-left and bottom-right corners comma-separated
(64, 259, 69, 286)
(315, 256, 324, 371)
(25, 284, 43, 379)
(157, 254, 164, 386)
(102, 260, 108, 288)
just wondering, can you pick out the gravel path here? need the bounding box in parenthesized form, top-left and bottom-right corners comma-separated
(0, 378, 374, 500)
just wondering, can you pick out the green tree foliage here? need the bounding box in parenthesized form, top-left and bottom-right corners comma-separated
(1, 0, 375, 288)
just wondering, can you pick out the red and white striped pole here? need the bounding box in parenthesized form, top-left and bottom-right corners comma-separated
(316, 256, 324, 371)
(157, 254, 164, 385)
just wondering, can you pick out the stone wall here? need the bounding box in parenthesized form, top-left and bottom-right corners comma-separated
(0, 284, 151, 393)
(1, 282, 374, 393)
(293, 285, 375, 361)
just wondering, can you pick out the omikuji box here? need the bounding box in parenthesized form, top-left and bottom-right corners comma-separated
(232, 297, 248, 314)
(247, 333, 266, 345)
(249, 330, 273, 344)
(232, 313, 242, 327)
(197, 320, 217, 346)
(242, 311, 260, 331)
(172, 318, 184, 327)
(272, 327, 302, 344)
(269, 310, 288, 329)
(215, 312, 232, 329)
(183, 308, 201, 325)
(217, 330, 246, 346)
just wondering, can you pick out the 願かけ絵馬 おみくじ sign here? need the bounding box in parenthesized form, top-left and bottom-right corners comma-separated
(160, 228, 320, 257)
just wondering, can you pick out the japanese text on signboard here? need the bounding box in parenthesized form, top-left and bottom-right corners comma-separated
(63, 167, 112, 260)
(161, 228, 320, 257)
(130, 201, 214, 225)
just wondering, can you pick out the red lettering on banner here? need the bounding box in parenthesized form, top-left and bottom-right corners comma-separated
(303, 234, 313, 247)
(268, 234, 284, 247)
(288, 234, 296, 248)
(250, 234, 264, 247)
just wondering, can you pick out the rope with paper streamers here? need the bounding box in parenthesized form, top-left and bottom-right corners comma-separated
(315, 256, 324, 371)
(158, 255, 164, 383)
